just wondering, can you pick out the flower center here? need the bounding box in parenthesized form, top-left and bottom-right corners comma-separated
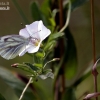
(30, 38, 40, 46)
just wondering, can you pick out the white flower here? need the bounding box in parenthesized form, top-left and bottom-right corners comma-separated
(19, 20, 51, 56)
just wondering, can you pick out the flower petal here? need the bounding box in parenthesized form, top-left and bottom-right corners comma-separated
(38, 21, 51, 41)
(19, 21, 51, 56)
(19, 28, 30, 38)
(19, 42, 41, 56)
(27, 42, 41, 53)
(25, 20, 51, 41)
(25, 21, 39, 38)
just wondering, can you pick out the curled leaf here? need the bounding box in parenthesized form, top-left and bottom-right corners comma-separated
(92, 58, 100, 76)
(39, 72, 54, 80)
(0, 94, 6, 100)
(11, 63, 19, 68)
(83, 92, 100, 100)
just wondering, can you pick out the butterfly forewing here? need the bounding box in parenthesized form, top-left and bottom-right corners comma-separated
(0, 35, 28, 60)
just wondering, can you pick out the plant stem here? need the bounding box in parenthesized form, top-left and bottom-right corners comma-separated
(59, 0, 65, 90)
(59, 0, 63, 28)
(90, 0, 97, 100)
(19, 77, 33, 100)
(54, 77, 61, 100)
(54, 0, 65, 99)
(94, 75, 98, 93)
(59, 0, 65, 97)
(90, 0, 96, 63)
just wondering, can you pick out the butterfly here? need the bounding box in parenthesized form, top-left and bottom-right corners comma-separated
(0, 20, 51, 60)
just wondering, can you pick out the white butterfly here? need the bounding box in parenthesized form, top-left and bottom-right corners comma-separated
(0, 20, 51, 60)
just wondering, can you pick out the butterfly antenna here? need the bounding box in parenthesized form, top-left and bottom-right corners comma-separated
(25, 28, 41, 38)
(31, 30, 41, 37)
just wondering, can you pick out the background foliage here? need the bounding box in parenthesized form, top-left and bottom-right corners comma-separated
(0, 0, 100, 100)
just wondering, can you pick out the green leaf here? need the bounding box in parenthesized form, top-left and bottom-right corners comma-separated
(73, 71, 91, 87)
(63, 27, 77, 79)
(52, 9, 59, 19)
(35, 52, 45, 58)
(49, 32, 64, 41)
(24, 62, 40, 71)
(16, 63, 35, 74)
(49, 18, 56, 28)
(0, 94, 6, 100)
(41, 0, 54, 27)
(43, 69, 52, 73)
(39, 69, 54, 79)
(33, 63, 42, 68)
(11, 0, 29, 23)
(71, 0, 89, 11)
(32, 53, 43, 64)
(30, 2, 47, 25)
(41, 0, 51, 18)
(0, 67, 37, 100)
(73, 64, 100, 87)
(44, 40, 56, 51)
(62, 88, 76, 100)
(64, 0, 89, 11)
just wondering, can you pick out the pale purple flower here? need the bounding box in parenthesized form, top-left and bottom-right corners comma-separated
(19, 20, 51, 56)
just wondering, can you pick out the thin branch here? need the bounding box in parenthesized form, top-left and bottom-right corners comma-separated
(59, 0, 64, 28)
(19, 77, 33, 100)
(43, 58, 60, 69)
(54, 77, 61, 100)
(90, 0, 96, 63)
(59, 0, 65, 94)
(90, 0, 97, 100)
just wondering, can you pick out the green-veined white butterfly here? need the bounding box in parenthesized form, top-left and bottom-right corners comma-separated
(0, 20, 51, 60)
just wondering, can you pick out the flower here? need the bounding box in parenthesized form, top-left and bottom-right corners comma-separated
(19, 20, 51, 56)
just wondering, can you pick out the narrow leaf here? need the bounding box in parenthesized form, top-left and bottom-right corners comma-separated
(64, 0, 89, 11)
(30, 2, 47, 25)
(64, 27, 77, 79)
(71, 0, 89, 11)
(49, 32, 64, 41)
(11, 0, 29, 23)
(62, 88, 76, 100)
(39, 72, 54, 79)
(0, 67, 37, 100)
(24, 62, 39, 71)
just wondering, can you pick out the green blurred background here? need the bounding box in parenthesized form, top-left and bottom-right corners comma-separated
(0, 0, 100, 100)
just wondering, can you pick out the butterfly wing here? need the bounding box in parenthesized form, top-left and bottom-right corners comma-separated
(0, 35, 28, 60)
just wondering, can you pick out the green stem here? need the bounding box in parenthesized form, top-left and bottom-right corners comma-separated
(43, 58, 59, 69)
(19, 77, 33, 100)
(59, 0, 71, 33)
